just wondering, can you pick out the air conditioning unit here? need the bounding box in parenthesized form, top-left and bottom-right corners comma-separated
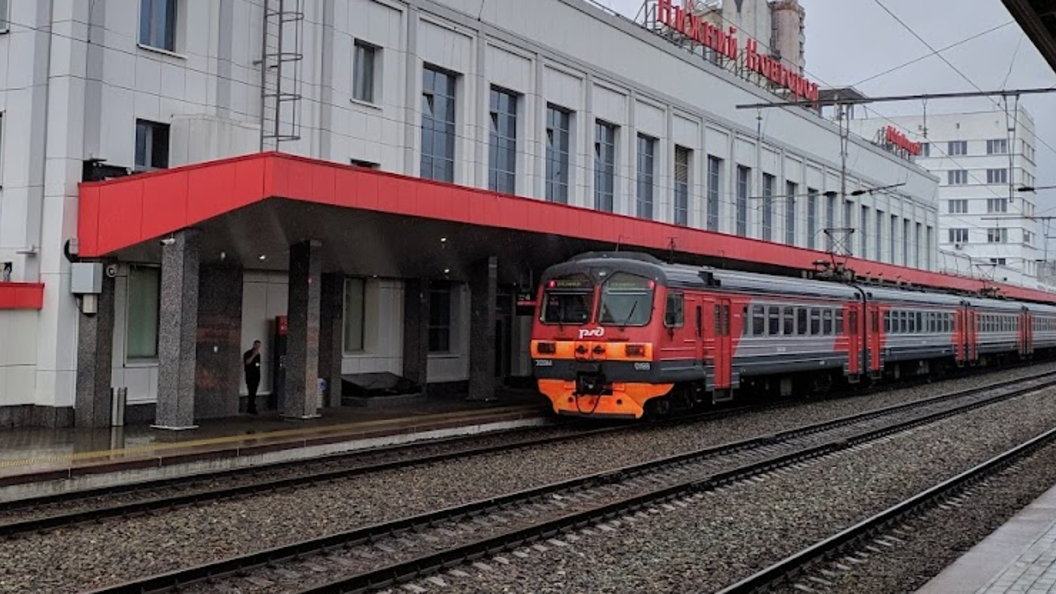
(954, 243, 964, 250)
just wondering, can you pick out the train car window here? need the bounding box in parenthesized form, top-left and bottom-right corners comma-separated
(664, 292, 685, 328)
(722, 305, 731, 336)
(810, 308, 821, 335)
(741, 306, 748, 336)
(836, 310, 844, 334)
(907, 312, 915, 334)
(797, 308, 808, 336)
(916, 312, 923, 333)
(752, 305, 765, 336)
(783, 307, 795, 335)
(900, 312, 908, 334)
(540, 274, 594, 324)
(768, 307, 780, 335)
(823, 310, 833, 335)
(695, 305, 702, 338)
(884, 312, 891, 333)
(928, 313, 935, 333)
(598, 273, 653, 327)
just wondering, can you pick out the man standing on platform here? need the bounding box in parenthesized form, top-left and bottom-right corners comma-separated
(243, 340, 263, 415)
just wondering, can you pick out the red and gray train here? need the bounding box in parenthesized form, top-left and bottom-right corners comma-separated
(529, 251, 1056, 419)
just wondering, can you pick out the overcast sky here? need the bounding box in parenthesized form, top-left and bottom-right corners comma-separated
(600, 0, 1056, 200)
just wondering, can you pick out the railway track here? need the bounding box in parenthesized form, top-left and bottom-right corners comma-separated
(0, 399, 780, 538)
(82, 371, 1056, 594)
(716, 426, 1056, 594)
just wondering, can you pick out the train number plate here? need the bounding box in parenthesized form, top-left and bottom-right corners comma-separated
(634, 362, 652, 371)
(534, 359, 553, 367)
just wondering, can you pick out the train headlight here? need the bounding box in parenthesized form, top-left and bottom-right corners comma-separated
(625, 344, 647, 357)
(537, 342, 557, 354)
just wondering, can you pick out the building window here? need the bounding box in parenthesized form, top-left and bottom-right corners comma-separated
(876, 210, 884, 260)
(825, 192, 836, 249)
(949, 228, 969, 243)
(987, 168, 1009, 185)
(488, 87, 518, 195)
(636, 134, 656, 219)
(948, 199, 968, 214)
(987, 139, 1008, 155)
(428, 282, 452, 353)
(545, 105, 571, 204)
(987, 228, 1008, 243)
(1025, 230, 1034, 245)
(919, 142, 930, 157)
(987, 198, 1008, 213)
(761, 173, 775, 241)
(890, 214, 898, 264)
(135, 119, 170, 171)
(903, 219, 911, 266)
(707, 156, 722, 231)
(0, 0, 8, 32)
(947, 170, 968, 185)
(673, 146, 690, 226)
(350, 158, 379, 169)
(735, 165, 750, 237)
(342, 278, 365, 353)
(421, 65, 457, 183)
(0, 112, 4, 183)
(139, 0, 177, 51)
(126, 265, 161, 359)
(785, 181, 797, 245)
(916, 222, 922, 267)
(991, 257, 1007, 266)
(594, 120, 617, 212)
(843, 200, 854, 254)
(353, 41, 377, 104)
(807, 188, 818, 249)
(948, 140, 968, 156)
(860, 205, 869, 259)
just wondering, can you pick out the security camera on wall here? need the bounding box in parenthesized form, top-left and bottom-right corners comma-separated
(105, 264, 119, 279)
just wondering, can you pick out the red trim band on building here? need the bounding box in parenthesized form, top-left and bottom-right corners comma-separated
(0, 283, 45, 310)
(76, 151, 1056, 305)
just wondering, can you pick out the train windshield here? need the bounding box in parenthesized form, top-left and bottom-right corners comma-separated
(541, 274, 594, 324)
(598, 272, 653, 327)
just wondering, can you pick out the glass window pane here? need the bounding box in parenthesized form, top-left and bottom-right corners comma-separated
(126, 266, 160, 359)
(343, 278, 365, 352)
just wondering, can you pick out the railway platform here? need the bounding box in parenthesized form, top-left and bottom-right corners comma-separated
(917, 480, 1056, 594)
(0, 390, 551, 501)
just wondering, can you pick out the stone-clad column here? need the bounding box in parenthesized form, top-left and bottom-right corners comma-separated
(318, 272, 344, 409)
(75, 264, 115, 428)
(284, 240, 323, 419)
(194, 264, 244, 419)
(154, 229, 201, 430)
(402, 278, 430, 390)
(468, 257, 498, 401)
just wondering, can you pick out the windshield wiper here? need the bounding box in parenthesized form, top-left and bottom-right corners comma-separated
(619, 299, 638, 330)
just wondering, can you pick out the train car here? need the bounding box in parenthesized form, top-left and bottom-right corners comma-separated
(530, 251, 1056, 419)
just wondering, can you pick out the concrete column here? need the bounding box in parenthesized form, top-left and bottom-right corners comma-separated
(468, 257, 498, 401)
(74, 265, 115, 428)
(194, 264, 244, 419)
(318, 273, 344, 409)
(154, 229, 201, 430)
(402, 278, 430, 389)
(284, 240, 323, 419)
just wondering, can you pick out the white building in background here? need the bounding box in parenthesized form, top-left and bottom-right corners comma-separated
(0, 0, 940, 425)
(683, 0, 807, 74)
(852, 108, 1041, 287)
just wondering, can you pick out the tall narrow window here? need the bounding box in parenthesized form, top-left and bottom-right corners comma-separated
(987, 198, 1008, 213)
(875, 210, 884, 261)
(135, 119, 170, 171)
(860, 205, 869, 259)
(343, 278, 366, 353)
(915, 222, 923, 268)
(825, 193, 836, 249)
(736, 165, 750, 237)
(986, 168, 1009, 185)
(594, 120, 617, 212)
(0, 112, 4, 184)
(428, 282, 453, 353)
(903, 218, 911, 266)
(948, 140, 967, 156)
(546, 105, 571, 204)
(947, 170, 968, 185)
(807, 188, 818, 249)
(353, 41, 377, 103)
(488, 87, 518, 194)
(890, 214, 898, 264)
(636, 134, 656, 219)
(139, 0, 177, 51)
(707, 156, 722, 231)
(126, 265, 161, 359)
(674, 146, 691, 226)
(785, 181, 797, 245)
(421, 66, 457, 183)
(0, 0, 8, 32)
(761, 173, 775, 241)
(986, 139, 1008, 155)
(949, 228, 969, 243)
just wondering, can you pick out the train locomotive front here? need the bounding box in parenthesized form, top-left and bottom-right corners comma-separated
(530, 254, 697, 419)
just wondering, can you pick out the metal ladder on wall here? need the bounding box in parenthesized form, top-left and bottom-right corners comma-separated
(259, 0, 305, 151)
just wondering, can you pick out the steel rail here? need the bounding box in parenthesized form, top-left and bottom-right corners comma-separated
(82, 372, 1056, 594)
(0, 401, 781, 537)
(715, 426, 1056, 594)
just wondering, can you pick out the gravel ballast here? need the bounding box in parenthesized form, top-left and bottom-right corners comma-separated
(1, 365, 1055, 594)
(431, 386, 1056, 594)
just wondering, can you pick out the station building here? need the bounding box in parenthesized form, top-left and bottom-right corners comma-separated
(0, 0, 1014, 429)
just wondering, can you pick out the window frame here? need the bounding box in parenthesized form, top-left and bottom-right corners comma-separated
(420, 64, 458, 183)
(594, 120, 617, 212)
(761, 172, 775, 241)
(545, 104, 572, 204)
(735, 165, 750, 237)
(342, 277, 366, 354)
(635, 133, 657, 219)
(139, 0, 177, 52)
(664, 291, 685, 328)
(706, 155, 722, 231)
(428, 281, 454, 354)
(135, 119, 171, 171)
(0, 0, 8, 33)
(352, 40, 379, 104)
(126, 264, 162, 361)
(487, 86, 518, 195)
(673, 145, 691, 226)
